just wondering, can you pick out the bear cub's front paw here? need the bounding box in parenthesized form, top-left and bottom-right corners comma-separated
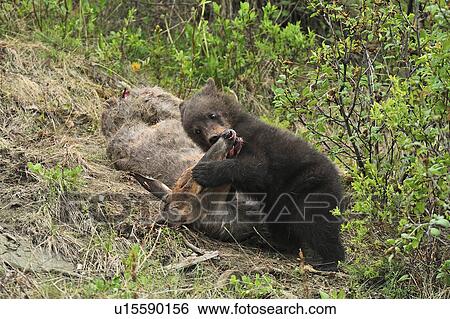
(192, 162, 222, 187)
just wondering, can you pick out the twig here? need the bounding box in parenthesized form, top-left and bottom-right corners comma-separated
(164, 250, 219, 271)
(181, 234, 206, 255)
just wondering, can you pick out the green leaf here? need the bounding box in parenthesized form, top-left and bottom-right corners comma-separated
(430, 228, 441, 237)
(434, 219, 450, 228)
(386, 239, 396, 246)
(337, 289, 346, 299)
(319, 291, 330, 299)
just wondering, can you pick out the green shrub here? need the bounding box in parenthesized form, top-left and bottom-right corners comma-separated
(272, 0, 449, 293)
(2, 1, 313, 103)
(228, 274, 275, 298)
(27, 162, 84, 194)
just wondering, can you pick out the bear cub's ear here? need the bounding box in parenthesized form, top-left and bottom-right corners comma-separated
(201, 78, 217, 95)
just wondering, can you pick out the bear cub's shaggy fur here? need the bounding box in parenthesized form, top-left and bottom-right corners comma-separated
(180, 79, 345, 268)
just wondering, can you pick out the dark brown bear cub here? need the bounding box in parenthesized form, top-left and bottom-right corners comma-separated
(180, 79, 345, 269)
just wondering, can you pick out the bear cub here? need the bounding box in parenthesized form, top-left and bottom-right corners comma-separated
(180, 79, 345, 269)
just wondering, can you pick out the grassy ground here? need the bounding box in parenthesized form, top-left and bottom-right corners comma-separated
(0, 37, 349, 298)
(0, 37, 448, 299)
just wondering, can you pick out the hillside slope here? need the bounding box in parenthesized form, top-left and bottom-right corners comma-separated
(0, 38, 352, 298)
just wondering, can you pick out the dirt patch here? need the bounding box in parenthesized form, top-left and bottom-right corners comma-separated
(0, 233, 75, 275)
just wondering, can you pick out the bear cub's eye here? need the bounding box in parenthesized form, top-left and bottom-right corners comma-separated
(208, 113, 217, 119)
(194, 129, 201, 135)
